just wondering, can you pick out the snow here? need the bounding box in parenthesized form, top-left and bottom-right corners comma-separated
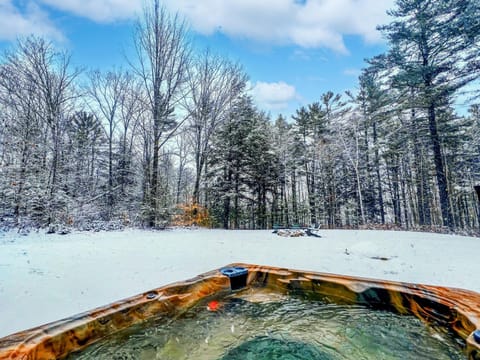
(0, 228, 479, 338)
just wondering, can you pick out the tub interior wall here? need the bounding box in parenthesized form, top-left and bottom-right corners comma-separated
(0, 264, 479, 360)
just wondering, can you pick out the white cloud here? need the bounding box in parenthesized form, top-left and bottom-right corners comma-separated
(38, 0, 142, 23)
(164, 0, 395, 53)
(0, 1, 63, 41)
(252, 81, 298, 111)
(0, 0, 141, 42)
(1, 1, 395, 52)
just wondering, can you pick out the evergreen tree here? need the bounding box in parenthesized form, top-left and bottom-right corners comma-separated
(375, 0, 480, 228)
(208, 96, 254, 228)
(271, 115, 292, 227)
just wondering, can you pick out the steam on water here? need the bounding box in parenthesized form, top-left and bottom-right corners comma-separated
(69, 290, 464, 360)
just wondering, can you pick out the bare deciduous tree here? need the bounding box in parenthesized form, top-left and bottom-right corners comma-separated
(184, 50, 247, 204)
(0, 62, 42, 221)
(1, 36, 79, 225)
(117, 78, 144, 198)
(131, 0, 191, 227)
(85, 69, 134, 213)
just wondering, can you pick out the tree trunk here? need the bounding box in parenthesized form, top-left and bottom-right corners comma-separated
(401, 160, 409, 229)
(193, 159, 202, 204)
(355, 166, 366, 226)
(372, 121, 385, 224)
(232, 166, 239, 229)
(150, 90, 162, 227)
(291, 167, 298, 225)
(108, 124, 114, 213)
(388, 157, 401, 227)
(175, 162, 184, 204)
(50, 124, 59, 196)
(14, 141, 29, 219)
(306, 163, 317, 226)
(279, 182, 285, 226)
(223, 167, 231, 229)
(223, 195, 230, 229)
(271, 188, 278, 228)
(427, 104, 454, 228)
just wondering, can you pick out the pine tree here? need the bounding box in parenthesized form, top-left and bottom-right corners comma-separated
(208, 97, 250, 228)
(271, 115, 292, 227)
(376, 0, 480, 228)
(356, 69, 392, 224)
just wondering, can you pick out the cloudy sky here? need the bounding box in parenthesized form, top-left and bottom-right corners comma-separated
(0, 0, 395, 117)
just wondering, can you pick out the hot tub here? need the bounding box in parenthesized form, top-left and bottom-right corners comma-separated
(0, 264, 479, 359)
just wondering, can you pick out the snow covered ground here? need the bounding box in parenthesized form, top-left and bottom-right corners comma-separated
(0, 228, 479, 338)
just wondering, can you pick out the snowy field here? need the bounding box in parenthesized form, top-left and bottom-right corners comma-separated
(0, 228, 479, 338)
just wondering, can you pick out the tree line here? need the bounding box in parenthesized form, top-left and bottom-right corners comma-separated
(0, 0, 479, 232)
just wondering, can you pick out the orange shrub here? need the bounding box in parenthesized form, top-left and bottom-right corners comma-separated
(172, 203, 212, 227)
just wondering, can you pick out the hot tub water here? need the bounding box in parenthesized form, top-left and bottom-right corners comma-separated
(68, 289, 464, 360)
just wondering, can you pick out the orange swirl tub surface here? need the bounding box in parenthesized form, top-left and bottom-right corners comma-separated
(0, 263, 479, 359)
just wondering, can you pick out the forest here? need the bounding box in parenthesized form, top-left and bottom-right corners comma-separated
(0, 0, 479, 233)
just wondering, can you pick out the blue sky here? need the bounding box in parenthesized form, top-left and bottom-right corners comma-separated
(0, 0, 395, 118)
